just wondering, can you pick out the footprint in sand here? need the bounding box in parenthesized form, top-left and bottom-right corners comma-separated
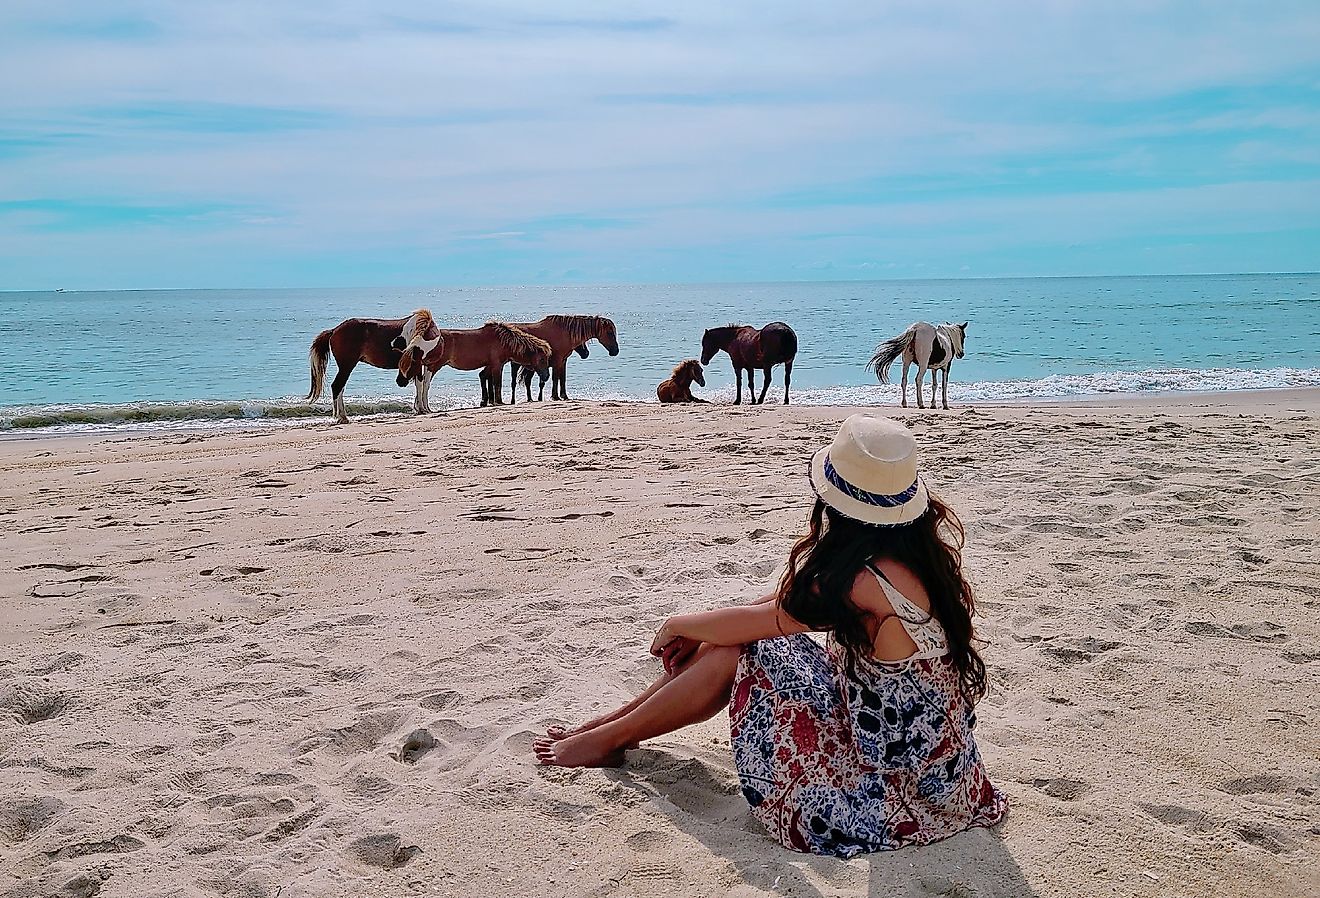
(0, 795, 65, 842)
(1, 683, 69, 724)
(199, 566, 267, 581)
(347, 833, 421, 868)
(1184, 621, 1288, 643)
(1234, 821, 1296, 854)
(1140, 803, 1217, 833)
(1030, 777, 1091, 801)
(1040, 637, 1122, 664)
(391, 728, 437, 764)
(43, 834, 145, 861)
(1217, 774, 1293, 795)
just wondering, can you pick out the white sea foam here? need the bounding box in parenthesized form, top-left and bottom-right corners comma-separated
(2, 366, 1316, 435)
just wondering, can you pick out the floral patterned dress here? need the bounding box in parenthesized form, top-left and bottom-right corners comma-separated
(729, 567, 1007, 857)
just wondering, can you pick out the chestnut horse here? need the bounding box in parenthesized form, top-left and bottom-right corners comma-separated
(657, 359, 708, 403)
(394, 317, 552, 408)
(700, 322, 798, 405)
(307, 315, 416, 424)
(506, 315, 620, 402)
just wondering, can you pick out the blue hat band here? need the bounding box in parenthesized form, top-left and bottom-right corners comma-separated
(822, 454, 920, 508)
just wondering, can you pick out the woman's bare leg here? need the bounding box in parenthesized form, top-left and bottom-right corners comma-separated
(545, 643, 724, 740)
(534, 644, 743, 768)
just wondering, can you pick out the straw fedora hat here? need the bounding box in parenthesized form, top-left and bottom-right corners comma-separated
(809, 414, 930, 526)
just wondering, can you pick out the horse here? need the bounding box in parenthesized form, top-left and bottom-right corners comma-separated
(656, 359, 708, 403)
(506, 315, 620, 402)
(394, 316, 552, 408)
(307, 312, 433, 424)
(700, 322, 797, 405)
(866, 321, 967, 410)
(514, 344, 589, 403)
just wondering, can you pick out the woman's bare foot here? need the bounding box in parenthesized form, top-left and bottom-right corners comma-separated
(533, 730, 628, 768)
(544, 720, 638, 749)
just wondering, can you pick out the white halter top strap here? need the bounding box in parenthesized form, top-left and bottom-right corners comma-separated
(867, 565, 948, 661)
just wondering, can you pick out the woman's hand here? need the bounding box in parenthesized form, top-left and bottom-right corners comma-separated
(649, 617, 682, 658)
(660, 636, 701, 674)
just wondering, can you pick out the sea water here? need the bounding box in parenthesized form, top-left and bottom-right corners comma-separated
(1, 273, 1317, 433)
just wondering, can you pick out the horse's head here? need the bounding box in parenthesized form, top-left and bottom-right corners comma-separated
(950, 322, 967, 359)
(396, 346, 422, 387)
(687, 360, 706, 387)
(597, 318, 619, 357)
(699, 328, 723, 365)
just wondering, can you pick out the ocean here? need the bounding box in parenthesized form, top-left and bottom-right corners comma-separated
(2, 273, 1317, 434)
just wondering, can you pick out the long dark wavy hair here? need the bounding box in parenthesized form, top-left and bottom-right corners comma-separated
(777, 493, 987, 702)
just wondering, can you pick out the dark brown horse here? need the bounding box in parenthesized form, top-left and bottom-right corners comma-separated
(307, 315, 411, 424)
(657, 359, 708, 403)
(506, 315, 620, 401)
(700, 322, 798, 405)
(514, 343, 589, 403)
(395, 317, 553, 408)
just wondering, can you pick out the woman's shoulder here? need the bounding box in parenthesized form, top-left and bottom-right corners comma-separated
(859, 557, 932, 614)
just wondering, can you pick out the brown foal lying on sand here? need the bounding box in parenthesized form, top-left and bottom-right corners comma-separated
(657, 359, 708, 403)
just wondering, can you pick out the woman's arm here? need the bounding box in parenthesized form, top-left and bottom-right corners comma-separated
(650, 600, 810, 655)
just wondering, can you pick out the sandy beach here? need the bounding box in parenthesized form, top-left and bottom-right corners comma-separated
(2, 393, 1317, 898)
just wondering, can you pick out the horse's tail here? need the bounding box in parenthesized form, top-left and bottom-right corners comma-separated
(307, 328, 333, 401)
(866, 325, 916, 384)
(779, 325, 798, 361)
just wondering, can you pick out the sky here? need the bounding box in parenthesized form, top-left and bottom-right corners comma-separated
(2, 1, 1319, 290)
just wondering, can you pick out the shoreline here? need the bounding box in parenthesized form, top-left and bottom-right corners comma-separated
(2, 385, 1318, 444)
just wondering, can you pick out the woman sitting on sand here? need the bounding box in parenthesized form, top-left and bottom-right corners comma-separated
(535, 414, 1007, 856)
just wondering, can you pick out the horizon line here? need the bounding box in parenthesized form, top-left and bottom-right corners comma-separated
(5, 269, 1319, 294)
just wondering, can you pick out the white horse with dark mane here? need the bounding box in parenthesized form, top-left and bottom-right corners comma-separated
(866, 321, 967, 410)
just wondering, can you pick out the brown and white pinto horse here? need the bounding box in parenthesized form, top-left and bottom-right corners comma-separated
(394, 316, 553, 408)
(657, 359, 708, 403)
(506, 315, 620, 402)
(308, 314, 428, 424)
(700, 322, 798, 405)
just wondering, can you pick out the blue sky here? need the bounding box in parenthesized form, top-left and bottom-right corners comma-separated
(2, 1, 1318, 289)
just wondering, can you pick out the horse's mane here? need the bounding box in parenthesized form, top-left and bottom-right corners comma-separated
(544, 314, 611, 345)
(488, 321, 552, 359)
(704, 323, 746, 341)
(671, 358, 703, 381)
(400, 309, 441, 355)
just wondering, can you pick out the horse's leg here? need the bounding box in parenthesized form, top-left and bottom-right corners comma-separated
(508, 363, 520, 405)
(783, 360, 793, 405)
(479, 371, 490, 407)
(930, 368, 938, 409)
(757, 368, 771, 404)
(493, 364, 505, 405)
(942, 365, 951, 410)
(900, 360, 910, 408)
(329, 354, 358, 424)
(746, 368, 756, 404)
(422, 368, 434, 413)
(552, 359, 567, 400)
(537, 373, 545, 402)
(915, 364, 926, 410)
(733, 366, 742, 404)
